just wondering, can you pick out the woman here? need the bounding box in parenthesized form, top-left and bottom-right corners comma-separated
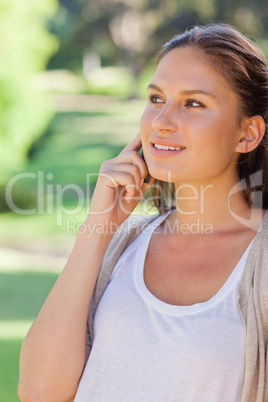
(18, 23, 268, 401)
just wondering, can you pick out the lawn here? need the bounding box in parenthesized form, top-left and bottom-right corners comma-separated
(0, 94, 146, 401)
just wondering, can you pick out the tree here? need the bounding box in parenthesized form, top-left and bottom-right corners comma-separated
(0, 0, 58, 171)
(48, 0, 268, 86)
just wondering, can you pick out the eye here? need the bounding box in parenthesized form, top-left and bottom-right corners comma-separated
(185, 99, 205, 108)
(148, 94, 164, 104)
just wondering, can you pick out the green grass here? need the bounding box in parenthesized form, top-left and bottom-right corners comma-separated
(2, 96, 146, 242)
(2, 98, 146, 212)
(0, 94, 147, 401)
(0, 271, 58, 321)
(0, 270, 59, 402)
(0, 339, 21, 401)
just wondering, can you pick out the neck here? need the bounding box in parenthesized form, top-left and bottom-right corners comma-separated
(170, 175, 263, 234)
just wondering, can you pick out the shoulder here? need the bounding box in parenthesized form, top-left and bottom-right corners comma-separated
(102, 211, 171, 266)
(253, 209, 268, 252)
(260, 209, 268, 236)
(109, 213, 162, 253)
(92, 213, 163, 305)
(247, 210, 268, 258)
(114, 213, 161, 238)
(237, 211, 268, 311)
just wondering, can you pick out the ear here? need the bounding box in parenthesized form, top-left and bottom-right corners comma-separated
(235, 115, 266, 153)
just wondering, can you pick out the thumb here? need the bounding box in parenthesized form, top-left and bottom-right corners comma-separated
(140, 176, 155, 193)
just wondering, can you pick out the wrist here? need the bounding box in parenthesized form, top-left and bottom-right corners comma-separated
(76, 216, 116, 244)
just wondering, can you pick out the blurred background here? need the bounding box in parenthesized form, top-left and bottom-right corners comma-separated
(0, 0, 267, 400)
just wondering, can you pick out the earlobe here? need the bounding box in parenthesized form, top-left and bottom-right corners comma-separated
(235, 115, 266, 154)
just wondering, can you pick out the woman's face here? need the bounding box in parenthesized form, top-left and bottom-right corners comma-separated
(140, 46, 245, 184)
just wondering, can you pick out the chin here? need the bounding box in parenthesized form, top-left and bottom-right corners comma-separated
(150, 169, 175, 183)
(148, 161, 188, 183)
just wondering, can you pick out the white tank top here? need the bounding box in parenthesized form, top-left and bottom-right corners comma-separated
(75, 213, 253, 402)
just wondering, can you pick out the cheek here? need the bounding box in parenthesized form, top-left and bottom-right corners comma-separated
(192, 112, 238, 147)
(139, 107, 155, 138)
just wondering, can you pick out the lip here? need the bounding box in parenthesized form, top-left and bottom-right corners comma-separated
(150, 142, 186, 158)
(152, 139, 185, 148)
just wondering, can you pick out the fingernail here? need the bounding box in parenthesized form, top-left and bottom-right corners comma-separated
(140, 179, 144, 187)
(125, 195, 132, 204)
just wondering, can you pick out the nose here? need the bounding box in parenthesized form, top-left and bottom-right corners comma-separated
(152, 104, 178, 133)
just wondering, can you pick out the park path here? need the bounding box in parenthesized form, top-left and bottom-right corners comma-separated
(1, 94, 145, 272)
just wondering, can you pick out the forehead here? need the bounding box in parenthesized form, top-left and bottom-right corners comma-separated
(153, 46, 232, 95)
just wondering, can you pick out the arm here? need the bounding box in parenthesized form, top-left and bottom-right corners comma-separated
(18, 225, 113, 402)
(18, 134, 151, 402)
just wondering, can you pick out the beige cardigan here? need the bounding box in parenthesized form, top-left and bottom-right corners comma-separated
(86, 212, 268, 402)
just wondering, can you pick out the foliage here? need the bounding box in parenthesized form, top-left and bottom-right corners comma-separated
(0, 0, 58, 172)
(0, 97, 147, 398)
(48, 0, 268, 79)
(1, 96, 145, 213)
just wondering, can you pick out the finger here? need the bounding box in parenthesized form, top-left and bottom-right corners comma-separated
(100, 169, 137, 191)
(104, 163, 142, 188)
(102, 169, 141, 201)
(109, 151, 148, 181)
(124, 185, 144, 204)
(118, 133, 142, 156)
(125, 176, 155, 204)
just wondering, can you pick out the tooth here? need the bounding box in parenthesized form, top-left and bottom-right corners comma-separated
(154, 144, 185, 150)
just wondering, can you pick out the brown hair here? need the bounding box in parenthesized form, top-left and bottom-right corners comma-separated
(149, 23, 268, 213)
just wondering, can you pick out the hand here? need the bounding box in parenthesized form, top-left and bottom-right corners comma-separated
(87, 133, 154, 230)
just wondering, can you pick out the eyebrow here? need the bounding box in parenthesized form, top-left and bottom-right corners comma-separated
(147, 83, 216, 99)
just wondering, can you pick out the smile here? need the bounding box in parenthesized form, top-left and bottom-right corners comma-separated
(151, 143, 186, 158)
(153, 144, 185, 151)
